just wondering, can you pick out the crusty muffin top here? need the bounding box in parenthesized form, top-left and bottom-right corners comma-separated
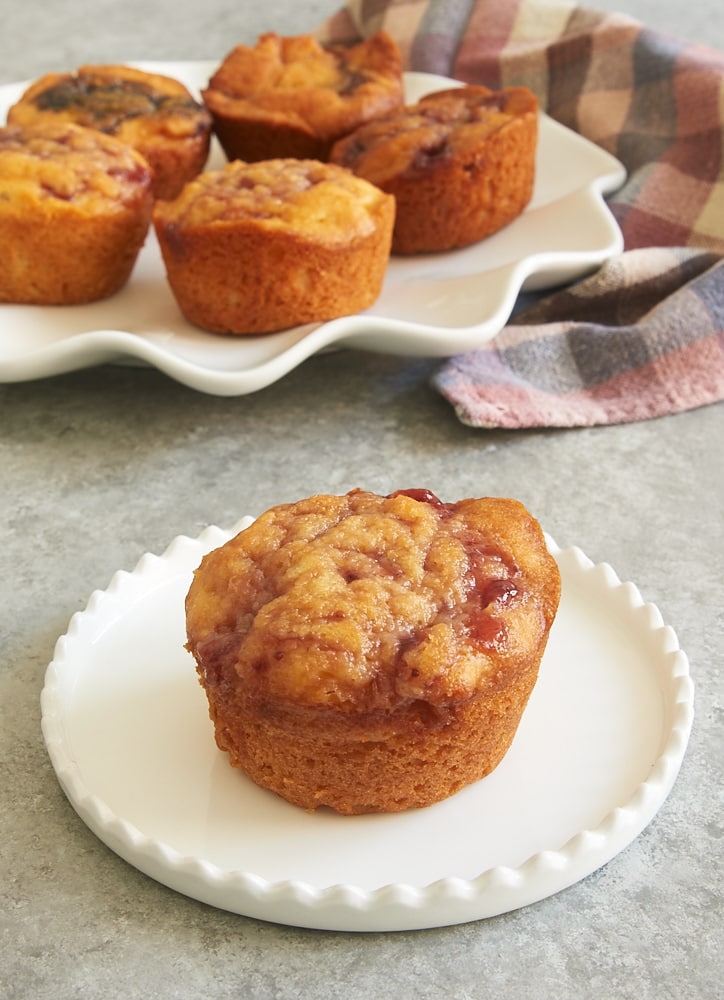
(185, 489, 560, 714)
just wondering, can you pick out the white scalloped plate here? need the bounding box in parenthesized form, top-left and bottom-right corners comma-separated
(40, 520, 693, 932)
(1, 64, 626, 395)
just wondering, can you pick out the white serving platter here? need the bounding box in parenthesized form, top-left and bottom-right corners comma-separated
(1, 66, 626, 395)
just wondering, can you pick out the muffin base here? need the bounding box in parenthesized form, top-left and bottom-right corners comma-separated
(0, 205, 151, 305)
(203, 659, 539, 814)
(154, 210, 394, 335)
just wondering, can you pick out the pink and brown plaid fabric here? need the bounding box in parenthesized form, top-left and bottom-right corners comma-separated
(318, 0, 724, 428)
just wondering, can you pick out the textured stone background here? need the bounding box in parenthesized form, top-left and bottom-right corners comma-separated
(1, 3, 722, 998)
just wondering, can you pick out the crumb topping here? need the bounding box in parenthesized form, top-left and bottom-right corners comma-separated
(0, 123, 152, 209)
(154, 158, 387, 240)
(332, 85, 538, 185)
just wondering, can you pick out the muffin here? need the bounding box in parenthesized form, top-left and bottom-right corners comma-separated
(0, 122, 153, 305)
(7, 64, 212, 199)
(185, 488, 561, 815)
(331, 85, 539, 253)
(202, 31, 404, 163)
(153, 158, 395, 335)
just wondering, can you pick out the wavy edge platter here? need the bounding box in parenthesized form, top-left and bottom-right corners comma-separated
(41, 520, 693, 932)
(1, 66, 626, 395)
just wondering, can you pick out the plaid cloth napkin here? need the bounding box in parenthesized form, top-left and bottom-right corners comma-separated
(318, 0, 724, 428)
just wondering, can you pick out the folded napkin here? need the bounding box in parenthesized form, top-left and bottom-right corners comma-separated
(318, 0, 724, 427)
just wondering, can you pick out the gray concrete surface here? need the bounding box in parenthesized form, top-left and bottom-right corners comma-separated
(1, 2, 722, 998)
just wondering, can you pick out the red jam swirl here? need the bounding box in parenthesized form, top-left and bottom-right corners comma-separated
(387, 488, 446, 508)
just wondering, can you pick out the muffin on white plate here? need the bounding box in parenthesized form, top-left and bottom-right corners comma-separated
(185, 488, 561, 815)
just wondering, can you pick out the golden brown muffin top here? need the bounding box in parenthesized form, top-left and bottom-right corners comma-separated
(153, 158, 393, 242)
(202, 31, 404, 138)
(185, 489, 560, 714)
(331, 85, 538, 186)
(7, 64, 211, 145)
(0, 122, 153, 212)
